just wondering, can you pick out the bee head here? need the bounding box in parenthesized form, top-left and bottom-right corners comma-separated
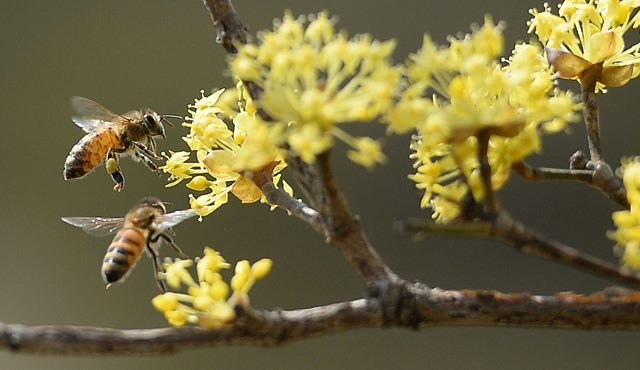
(137, 197, 167, 214)
(142, 110, 166, 139)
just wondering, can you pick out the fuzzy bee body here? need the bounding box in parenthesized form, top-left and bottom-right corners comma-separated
(63, 97, 168, 191)
(102, 227, 149, 284)
(64, 128, 122, 180)
(62, 197, 196, 291)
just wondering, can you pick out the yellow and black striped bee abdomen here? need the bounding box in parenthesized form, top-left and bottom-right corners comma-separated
(64, 129, 121, 180)
(102, 227, 147, 283)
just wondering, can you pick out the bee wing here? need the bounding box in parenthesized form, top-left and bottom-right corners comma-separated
(61, 216, 125, 237)
(70, 96, 123, 133)
(153, 209, 197, 232)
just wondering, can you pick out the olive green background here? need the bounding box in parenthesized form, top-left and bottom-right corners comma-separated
(1, 1, 639, 369)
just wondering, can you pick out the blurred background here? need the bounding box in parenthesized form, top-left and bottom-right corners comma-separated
(1, 1, 640, 369)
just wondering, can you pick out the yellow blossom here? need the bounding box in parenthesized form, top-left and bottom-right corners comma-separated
(160, 151, 206, 187)
(151, 293, 179, 312)
(288, 125, 332, 163)
(399, 19, 578, 222)
(609, 158, 640, 270)
(347, 137, 386, 169)
(152, 248, 272, 328)
(163, 259, 195, 289)
(230, 11, 399, 165)
(529, 0, 640, 91)
(163, 85, 292, 219)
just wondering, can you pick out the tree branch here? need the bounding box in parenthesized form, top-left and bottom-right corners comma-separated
(397, 212, 640, 289)
(3, 282, 640, 355)
(491, 211, 640, 288)
(288, 152, 397, 284)
(202, 0, 246, 53)
(512, 160, 629, 209)
(248, 162, 325, 235)
(579, 64, 604, 162)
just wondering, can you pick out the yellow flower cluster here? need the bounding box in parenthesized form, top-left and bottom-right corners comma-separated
(152, 247, 272, 328)
(609, 158, 640, 270)
(399, 19, 578, 222)
(160, 85, 292, 220)
(230, 12, 399, 168)
(529, 0, 640, 91)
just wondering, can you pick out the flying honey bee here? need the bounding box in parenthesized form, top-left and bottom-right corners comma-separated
(62, 197, 195, 291)
(63, 97, 181, 191)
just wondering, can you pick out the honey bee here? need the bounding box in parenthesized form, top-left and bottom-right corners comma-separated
(63, 97, 180, 191)
(62, 197, 195, 291)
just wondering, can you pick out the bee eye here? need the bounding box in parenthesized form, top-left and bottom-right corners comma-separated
(144, 114, 156, 126)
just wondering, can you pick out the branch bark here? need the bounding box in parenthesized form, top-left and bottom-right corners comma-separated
(287, 152, 397, 284)
(512, 160, 629, 209)
(398, 212, 640, 289)
(579, 64, 604, 162)
(492, 211, 640, 288)
(3, 283, 640, 355)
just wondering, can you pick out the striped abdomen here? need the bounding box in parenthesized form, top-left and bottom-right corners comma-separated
(102, 227, 148, 284)
(63, 129, 121, 180)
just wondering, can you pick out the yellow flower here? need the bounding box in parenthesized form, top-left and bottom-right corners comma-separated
(164, 85, 293, 219)
(346, 137, 385, 169)
(151, 293, 179, 312)
(197, 246, 230, 284)
(188, 187, 230, 220)
(151, 248, 272, 328)
(400, 19, 579, 222)
(609, 158, 640, 270)
(230, 11, 399, 165)
(287, 125, 332, 163)
(160, 151, 207, 187)
(230, 258, 274, 302)
(163, 259, 195, 289)
(529, 1, 640, 91)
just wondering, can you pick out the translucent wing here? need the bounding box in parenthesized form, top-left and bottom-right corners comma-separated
(153, 209, 197, 232)
(70, 96, 122, 133)
(61, 216, 125, 237)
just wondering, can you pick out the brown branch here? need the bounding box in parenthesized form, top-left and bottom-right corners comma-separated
(476, 130, 497, 212)
(397, 212, 640, 288)
(395, 219, 492, 240)
(3, 282, 640, 355)
(512, 160, 629, 209)
(288, 152, 397, 284)
(249, 162, 325, 235)
(579, 63, 604, 162)
(491, 211, 640, 288)
(202, 0, 246, 53)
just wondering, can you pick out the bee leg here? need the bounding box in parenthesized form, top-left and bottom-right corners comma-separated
(106, 149, 125, 191)
(147, 244, 168, 292)
(154, 233, 190, 260)
(135, 151, 159, 172)
(133, 141, 162, 160)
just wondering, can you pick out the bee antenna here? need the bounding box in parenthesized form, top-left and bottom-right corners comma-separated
(160, 114, 183, 127)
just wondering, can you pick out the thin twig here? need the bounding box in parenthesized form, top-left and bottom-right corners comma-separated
(513, 161, 629, 209)
(399, 212, 640, 288)
(248, 162, 325, 235)
(2, 283, 640, 355)
(491, 211, 640, 288)
(395, 219, 492, 239)
(476, 131, 497, 212)
(202, 0, 246, 53)
(579, 63, 604, 162)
